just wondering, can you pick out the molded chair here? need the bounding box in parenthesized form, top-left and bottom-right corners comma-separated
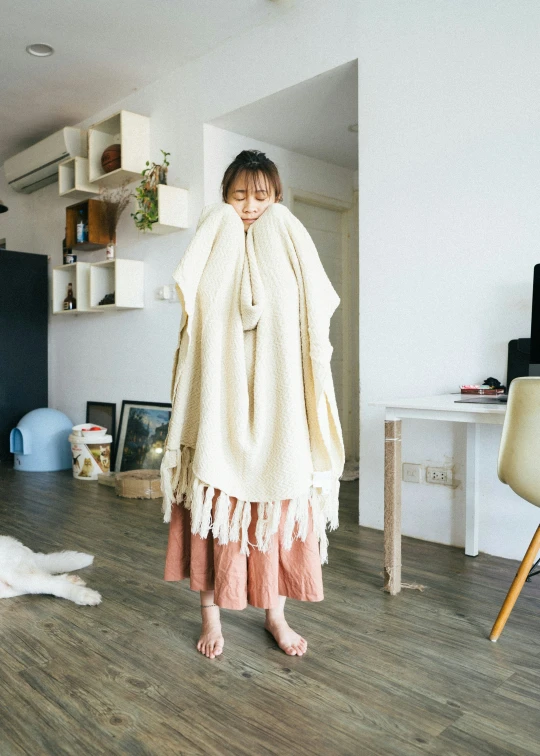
(490, 376, 540, 642)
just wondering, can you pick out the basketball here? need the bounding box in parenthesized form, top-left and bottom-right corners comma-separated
(101, 143, 121, 173)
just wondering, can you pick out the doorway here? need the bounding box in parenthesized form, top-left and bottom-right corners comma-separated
(289, 190, 359, 470)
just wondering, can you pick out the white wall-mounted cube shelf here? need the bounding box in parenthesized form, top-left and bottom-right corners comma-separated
(58, 157, 99, 198)
(90, 259, 144, 310)
(52, 262, 101, 315)
(88, 110, 150, 187)
(147, 185, 189, 234)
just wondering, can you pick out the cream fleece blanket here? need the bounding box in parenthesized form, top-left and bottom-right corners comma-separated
(160, 201, 345, 563)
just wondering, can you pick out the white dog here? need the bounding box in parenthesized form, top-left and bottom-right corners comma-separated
(0, 536, 101, 605)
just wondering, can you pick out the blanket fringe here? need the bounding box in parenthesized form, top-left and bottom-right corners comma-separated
(160, 444, 340, 565)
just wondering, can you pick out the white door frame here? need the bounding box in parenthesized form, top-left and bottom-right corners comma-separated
(288, 188, 356, 462)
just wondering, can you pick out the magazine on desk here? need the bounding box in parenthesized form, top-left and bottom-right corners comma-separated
(454, 395, 508, 404)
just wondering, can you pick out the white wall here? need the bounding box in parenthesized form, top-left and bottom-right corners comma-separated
(356, 1, 540, 561)
(0, 172, 35, 253)
(3, 0, 540, 560)
(202, 124, 355, 206)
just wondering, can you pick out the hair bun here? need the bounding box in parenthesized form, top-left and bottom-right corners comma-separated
(237, 149, 267, 166)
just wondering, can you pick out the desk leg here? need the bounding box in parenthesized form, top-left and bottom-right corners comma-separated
(465, 423, 479, 556)
(384, 419, 402, 594)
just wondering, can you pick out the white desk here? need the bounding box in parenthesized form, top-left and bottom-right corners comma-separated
(373, 394, 506, 595)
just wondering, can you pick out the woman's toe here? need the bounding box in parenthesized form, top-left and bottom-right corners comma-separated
(294, 639, 306, 655)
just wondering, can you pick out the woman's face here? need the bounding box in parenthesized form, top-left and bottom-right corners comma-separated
(226, 171, 276, 232)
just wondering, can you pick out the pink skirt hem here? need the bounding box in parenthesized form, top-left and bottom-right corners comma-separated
(164, 488, 324, 610)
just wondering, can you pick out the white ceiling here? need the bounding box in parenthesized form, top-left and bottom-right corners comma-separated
(0, 0, 300, 163)
(211, 62, 358, 169)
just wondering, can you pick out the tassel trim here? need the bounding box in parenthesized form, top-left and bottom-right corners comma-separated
(160, 444, 340, 565)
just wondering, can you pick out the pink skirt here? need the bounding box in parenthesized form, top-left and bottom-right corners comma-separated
(164, 487, 324, 610)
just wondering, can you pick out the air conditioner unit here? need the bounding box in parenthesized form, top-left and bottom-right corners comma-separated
(4, 127, 87, 194)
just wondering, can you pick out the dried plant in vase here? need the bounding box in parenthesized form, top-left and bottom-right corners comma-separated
(98, 180, 132, 259)
(131, 150, 170, 232)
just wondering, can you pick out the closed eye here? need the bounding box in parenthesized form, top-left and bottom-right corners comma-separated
(233, 192, 268, 199)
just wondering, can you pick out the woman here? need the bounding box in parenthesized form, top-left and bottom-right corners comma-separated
(162, 150, 344, 660)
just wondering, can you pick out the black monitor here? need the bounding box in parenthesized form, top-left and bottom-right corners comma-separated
(506, 264, 540, 386)
(530, 263, 540, 375)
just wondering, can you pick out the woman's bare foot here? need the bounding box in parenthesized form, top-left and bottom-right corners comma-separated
(265, 596, 307, 656)
(197, 593, 224, 659)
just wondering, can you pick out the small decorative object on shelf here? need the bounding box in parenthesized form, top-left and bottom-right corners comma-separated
(98, 180, 131, 259)
(62, 230, 76, 264)
(63, 282, 77, 310)
(76, 208, 88, 244)
(101, 143, 121, 174)
(98, 292, 115, 306)
(132, 150, 170, 232)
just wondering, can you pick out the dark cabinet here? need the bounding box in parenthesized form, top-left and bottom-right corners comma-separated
(0, 250, 48, 462)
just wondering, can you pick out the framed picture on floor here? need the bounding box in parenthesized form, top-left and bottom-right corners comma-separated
(115, 400, 172, 473)
(86, 401, 117, 459)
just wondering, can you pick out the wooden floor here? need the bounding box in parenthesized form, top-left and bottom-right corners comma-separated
(1, 466, 540, 756)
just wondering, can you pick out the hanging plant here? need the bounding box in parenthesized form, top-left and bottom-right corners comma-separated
(131, 150, 170, 232)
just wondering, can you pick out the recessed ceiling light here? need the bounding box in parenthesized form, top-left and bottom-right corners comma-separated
(348, 123, 358, 133)
(26, 43, 54, 57)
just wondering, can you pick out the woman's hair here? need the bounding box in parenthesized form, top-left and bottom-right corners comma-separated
(221, 149, 283, 203)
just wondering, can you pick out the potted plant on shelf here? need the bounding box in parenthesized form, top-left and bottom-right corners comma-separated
(99, 180, 132, 259)
(131, 150, 170, 232)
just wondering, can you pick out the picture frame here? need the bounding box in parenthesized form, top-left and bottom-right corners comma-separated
(86, 401, 117, 459)
(115, 400, 172, 473)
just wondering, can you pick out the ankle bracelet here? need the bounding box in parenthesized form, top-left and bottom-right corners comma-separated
(201, 603, 218, 608)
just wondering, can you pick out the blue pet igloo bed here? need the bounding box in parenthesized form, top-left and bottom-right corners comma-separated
(10, 408, 73, 472)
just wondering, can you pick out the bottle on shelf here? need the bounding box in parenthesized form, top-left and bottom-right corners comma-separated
(76, 209, 88, 244)
(63, 282, 77, 311)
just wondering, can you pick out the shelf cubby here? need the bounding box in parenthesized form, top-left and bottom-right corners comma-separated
(66, 199, 111, 251)
(58, 157, 99, 198)
(52, 262, 100, 315)
(90, 259, 144, 310)
(147, 185, 189, 234)
(88, 110, 150, 187)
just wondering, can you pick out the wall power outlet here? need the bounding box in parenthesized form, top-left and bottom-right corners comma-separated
(426, 466, 453, 486)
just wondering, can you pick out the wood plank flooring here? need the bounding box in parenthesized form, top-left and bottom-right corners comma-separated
(1, 464, 539, 755)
